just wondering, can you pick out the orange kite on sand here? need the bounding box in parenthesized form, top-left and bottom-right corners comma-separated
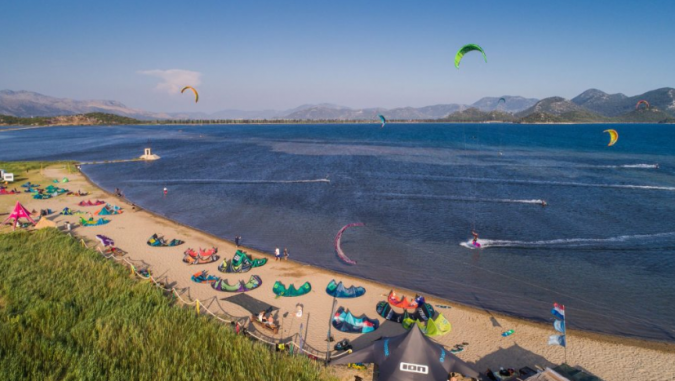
(388, 290, 419, 310)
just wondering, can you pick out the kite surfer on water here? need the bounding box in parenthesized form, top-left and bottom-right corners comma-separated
(471, 231, 479, 245)
(541, 200, 547, 207)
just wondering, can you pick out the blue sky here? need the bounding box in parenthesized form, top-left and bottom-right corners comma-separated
(2, 0, 674, 112)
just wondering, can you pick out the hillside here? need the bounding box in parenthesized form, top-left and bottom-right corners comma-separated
(282, 103, 467, 120)
(471, 96, 539, 113)
(571, 89, 629, 116)
(442, 107, 515, 122)
(515, 97, 587, 117)
(514, 97, 610, 123)
(0, 112, 143, 126)
(0, 90, 169, 120)
(516, 112, 563, 124)
(616, 108, 675, 123)
(572, 87, 675, 117)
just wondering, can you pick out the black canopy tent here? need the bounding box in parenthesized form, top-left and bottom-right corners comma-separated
(223, 293, 278, 315)
(331, 325, 479, 380)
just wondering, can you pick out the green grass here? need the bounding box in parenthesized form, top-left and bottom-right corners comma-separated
(0, 113, 143, 126)
(0, 161, 76, 175)
(0, 229, 335, 381)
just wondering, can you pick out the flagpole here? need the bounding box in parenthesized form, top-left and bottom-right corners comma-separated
(564, 304, 568, 364)
(326, 297, 337, 363)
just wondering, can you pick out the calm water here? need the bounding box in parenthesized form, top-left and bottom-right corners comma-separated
(2, 123, 674, 342)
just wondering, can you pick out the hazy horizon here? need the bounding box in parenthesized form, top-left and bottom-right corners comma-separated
(3, 1, 674, 113)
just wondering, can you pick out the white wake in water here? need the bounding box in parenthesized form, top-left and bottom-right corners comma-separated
(614, 164, 659, 169)
(460, 232, 675, 249)
(505, 163, 659, 170)
(441, 176, 675, 192)
(375, 193, 545, 205)
(128, 178, 330, 184)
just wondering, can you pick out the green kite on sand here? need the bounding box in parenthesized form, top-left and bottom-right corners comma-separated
(273, 281, 311, 297)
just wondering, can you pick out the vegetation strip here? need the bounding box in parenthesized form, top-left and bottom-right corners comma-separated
(0, 229, 333, 380)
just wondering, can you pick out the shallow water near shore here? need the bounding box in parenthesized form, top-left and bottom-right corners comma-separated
(3, 123, 675, 342)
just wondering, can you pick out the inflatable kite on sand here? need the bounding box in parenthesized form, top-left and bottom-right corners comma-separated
(334, 223, 364, 265)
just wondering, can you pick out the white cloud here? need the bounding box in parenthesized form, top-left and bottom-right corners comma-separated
(138, 69, 202, 94)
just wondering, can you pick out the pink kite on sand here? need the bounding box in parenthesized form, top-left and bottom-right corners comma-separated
(3, 202, 36, 229)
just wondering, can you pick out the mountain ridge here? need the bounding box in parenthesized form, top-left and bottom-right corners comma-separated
(1, 87, 673, 121)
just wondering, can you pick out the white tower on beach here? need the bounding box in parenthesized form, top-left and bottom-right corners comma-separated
(139, 147, 160, 161)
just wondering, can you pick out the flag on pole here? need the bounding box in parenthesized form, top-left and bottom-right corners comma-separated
(548, 334, 566, 347)
(551, 303, 565, 320)
(554, 319, 565, 333)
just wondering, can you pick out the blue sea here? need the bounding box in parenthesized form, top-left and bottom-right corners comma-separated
(2, 123, 674, 342)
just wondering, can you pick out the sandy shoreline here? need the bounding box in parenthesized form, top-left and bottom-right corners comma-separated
(4, 164, 675, 380)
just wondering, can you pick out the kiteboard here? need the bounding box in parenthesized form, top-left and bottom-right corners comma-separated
(460, 239, 485, 249)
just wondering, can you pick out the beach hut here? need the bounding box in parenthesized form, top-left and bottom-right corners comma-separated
(331, 324, 479, 380)
(3, 202, 36, 229)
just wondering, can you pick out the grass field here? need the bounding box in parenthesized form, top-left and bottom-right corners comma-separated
(0, 228, 335, 381)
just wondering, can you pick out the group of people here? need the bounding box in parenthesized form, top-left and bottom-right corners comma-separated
(257, 311, 276, 327)
(275, 247, 289, 261)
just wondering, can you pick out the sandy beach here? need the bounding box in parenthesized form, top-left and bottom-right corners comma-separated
(3, 164, 674, 381)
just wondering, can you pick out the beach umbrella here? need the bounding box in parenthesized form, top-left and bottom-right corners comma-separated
(96, 234, 115, 247)
(331, 324, 479, 380)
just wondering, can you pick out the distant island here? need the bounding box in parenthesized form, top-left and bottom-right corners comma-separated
(1, 87, 675, 126)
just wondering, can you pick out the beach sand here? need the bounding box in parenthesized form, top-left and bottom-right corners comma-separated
(3, 164, 674, 381)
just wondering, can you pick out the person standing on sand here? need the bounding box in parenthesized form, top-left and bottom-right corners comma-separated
(235, 236, 241, 247)
(275, 247, 281, 261)
(283, 248, 289, 260)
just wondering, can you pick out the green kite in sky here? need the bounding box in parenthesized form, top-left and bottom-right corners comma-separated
(454, 44, 487, 69)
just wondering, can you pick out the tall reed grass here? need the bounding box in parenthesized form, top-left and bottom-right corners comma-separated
(0, 229, 335, 380)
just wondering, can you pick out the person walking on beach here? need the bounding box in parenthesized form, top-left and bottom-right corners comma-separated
(283, 247, 289, 261)
(235, 235, 241, 247)
(275, 247, 281, 261)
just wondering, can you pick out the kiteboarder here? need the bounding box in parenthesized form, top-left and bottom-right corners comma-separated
(472, 231, 479, 244)
(163, 187, 168, 196)
(541, 200, 548, 207)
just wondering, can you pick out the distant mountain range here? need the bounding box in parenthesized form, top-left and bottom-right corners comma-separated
(1, 88, 674, 123)
(442, 88, 675, 124)
(0, 90, 172, 120)
(0, 90, 538, 121)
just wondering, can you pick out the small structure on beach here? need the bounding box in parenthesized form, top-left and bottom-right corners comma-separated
(1, 169, 14, 182)
(139, 148, 160, 161)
